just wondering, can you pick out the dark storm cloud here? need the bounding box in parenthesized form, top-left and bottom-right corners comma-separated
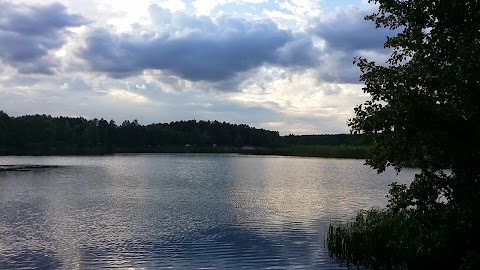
(0, 2, 88, 74)
(312, 7, 396, 83)
(313, 7, 395, 51)
(78, 5, 319, 82)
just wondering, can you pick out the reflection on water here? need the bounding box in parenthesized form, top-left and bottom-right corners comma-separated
(0, 154, 416, 269)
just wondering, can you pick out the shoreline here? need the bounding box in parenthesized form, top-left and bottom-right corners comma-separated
(0, 145, 371, 160)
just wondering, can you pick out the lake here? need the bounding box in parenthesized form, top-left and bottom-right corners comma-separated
(0, 154, 416, 269)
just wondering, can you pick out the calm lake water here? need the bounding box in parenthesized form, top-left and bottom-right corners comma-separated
(0, 154, 416, 269)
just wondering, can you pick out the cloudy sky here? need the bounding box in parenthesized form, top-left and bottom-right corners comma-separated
(0, 0, 394, 135)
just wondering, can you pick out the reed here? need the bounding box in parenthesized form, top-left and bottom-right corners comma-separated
(325, 205, 476, 269)
(326, 209, 410, 270)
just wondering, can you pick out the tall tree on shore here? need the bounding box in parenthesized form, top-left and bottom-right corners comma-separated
(328, 0, 480, 269)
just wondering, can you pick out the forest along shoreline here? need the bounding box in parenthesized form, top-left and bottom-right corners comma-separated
(0, 112, 371, 159)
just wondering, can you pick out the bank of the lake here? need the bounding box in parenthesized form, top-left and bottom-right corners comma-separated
(0, 145, 371, 159)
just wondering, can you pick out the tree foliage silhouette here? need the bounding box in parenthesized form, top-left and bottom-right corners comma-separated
(327, 0, 480, 269)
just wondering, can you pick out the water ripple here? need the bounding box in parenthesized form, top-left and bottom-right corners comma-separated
(0, 154, 416, 269)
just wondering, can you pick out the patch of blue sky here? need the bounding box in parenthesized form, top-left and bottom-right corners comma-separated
(320, 0, 364, 12)
(187, 102, 282, 126)
(181, 0, 196, 14)
(209, 1, 272, 18)
(205, 0, 366, 19)
(147, 94, 282, 126)
(122, 82, 280, 123)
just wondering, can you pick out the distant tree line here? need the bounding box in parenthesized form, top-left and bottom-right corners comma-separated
(0, 111, 368, 155)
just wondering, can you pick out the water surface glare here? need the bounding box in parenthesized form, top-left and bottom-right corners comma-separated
(0, 154, 416, 269)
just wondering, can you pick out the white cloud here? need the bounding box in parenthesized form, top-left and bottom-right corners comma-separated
(263, 0, 321, 31)
(107, 89, 150, 103)
(224, 66, 367, 134)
